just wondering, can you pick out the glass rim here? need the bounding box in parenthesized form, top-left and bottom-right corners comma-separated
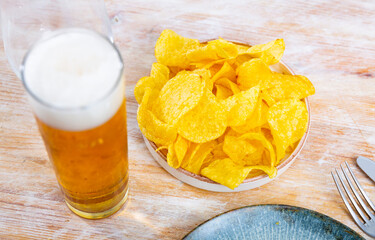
(20, 28, 124, 112)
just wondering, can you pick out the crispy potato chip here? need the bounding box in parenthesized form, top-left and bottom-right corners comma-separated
(262, 73, 315, 101)
(167, 144, 178, 168)
(246, 39, 285, 65)
(239, 132, 276, 167)
(223, 86, 260, 127)
(201, 158, 253, 189)
(154, 71, 204, 125)
(201, 153, 214, 169)
(134, 63, 170, 104)
(137, 88, 177, 146)
(267, 99, 308, 163)
(211, 61, 236, 84)
(177, 89, 227, 143)
(182, 141, 215, 174)
(211, 142, 228, 158)
(223, 135, 257, 165)
(261, 91, 276, 107)
(155, 29, 200, 68)
(236, 44, 250, 54)
(216, 77, 241, 94)
(215, 84, 233, 100)
(237, 58, 273, 90)
(207, 39, 238, 59)
(173, 135, 189, 168)
(187, 38, 238, 63)
(232, 99, 269, 133)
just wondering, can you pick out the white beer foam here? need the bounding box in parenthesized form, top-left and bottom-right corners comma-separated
(23, 29, 124, 131)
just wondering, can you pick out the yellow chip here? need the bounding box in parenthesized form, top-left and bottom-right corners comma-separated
(246, 39, 285, 65)
(261, 91, 276, 107)
(207, 38, 238, 59)
(201, 153, 215, 169)
(201, 158, 253, 190)
(187, 38, 238, 63)
(134, 63, 170, 104)
(211, 142, 228, 158)
(237, 58, 273, 90)
(223, 86, 260, 127)
(223, 135, 258, 165)
(267, 99, 308, 163)
(177, 89, 227, 143)
(262, 73, 315, 101)
(239, 132, 276, 167)
(182, 141, 215, 174)
(215, 84, 233, 100)
(211, 61, 236, 83)
(232, 99, 269, 133)
(216, 77, 241, 94)
(167, 143, 178, 168)
(155, 29, 200, 68)
(137, 88, 177, 146)
(173, 135, 189, 168)
(236, 43, 250, 54)
(154, 71, 204, 125)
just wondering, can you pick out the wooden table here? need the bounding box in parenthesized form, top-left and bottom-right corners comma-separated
(1, 0, 375, 239)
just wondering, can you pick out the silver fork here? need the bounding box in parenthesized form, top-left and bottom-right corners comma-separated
(332, 162, 375, 237)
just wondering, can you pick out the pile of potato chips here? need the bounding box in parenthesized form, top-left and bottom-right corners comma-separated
(135, 29, 315, 190)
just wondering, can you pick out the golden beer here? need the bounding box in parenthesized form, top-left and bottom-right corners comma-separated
(36, 99, 128, 218)
(21, 29, 128, 219)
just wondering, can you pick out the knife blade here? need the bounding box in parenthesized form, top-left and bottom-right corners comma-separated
(357, 156, 375, 183)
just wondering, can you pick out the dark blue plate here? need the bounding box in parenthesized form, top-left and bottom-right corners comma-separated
(183, 205, 364, 240)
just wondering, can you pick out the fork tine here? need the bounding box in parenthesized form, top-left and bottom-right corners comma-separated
(332, 171, 365, 228)
(345, 161, 375, 213)
(341, 163, 374, 218)
(335, 168, 369, 223)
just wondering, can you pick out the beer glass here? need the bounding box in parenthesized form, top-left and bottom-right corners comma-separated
(1, 0, 113, 78)
(3, 2, 129, 219)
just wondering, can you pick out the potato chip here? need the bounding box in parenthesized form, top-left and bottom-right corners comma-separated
(173, 135, 189, 168)
(223, 86, 260, 127)
(137, 88, 177, 146)
(177, 89, 227, 143)
(207, 38, 238, 59)
(211, 142, 228, 159)
(246, 39, 285, 65)
(155, 29, 200, 68)
(215, 84, 233, 100)
(187, 38, 238, 63)
(237, 58, 272, 90)
(232, 99, 269, 133)
(223, 135, 258, 165)
(261, 91, 276, 107)
(239, 132, 276, 167)
(236, 43, 250, 54)
(134, 63, 170, 104)
(211, 61, 236, 83)
(267, 99, 308, 163)
(167, 144, 178, 168)
(201, 158, 253, 189)
(201, 153, 214, 169)
(182, 141, 215, 174)
(216, 77, 241, 95)
(154, 71, 204, 125)
(262, 73, 315, 101)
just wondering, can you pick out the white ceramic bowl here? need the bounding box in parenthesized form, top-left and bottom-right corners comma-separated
(143, 60, 311, 192)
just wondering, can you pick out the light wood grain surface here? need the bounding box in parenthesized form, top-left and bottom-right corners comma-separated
(1, 0, 375, 239)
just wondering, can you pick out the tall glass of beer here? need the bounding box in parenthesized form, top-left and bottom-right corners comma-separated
(20, 28, 128, 219)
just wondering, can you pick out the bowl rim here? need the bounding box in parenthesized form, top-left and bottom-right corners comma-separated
(142, 58, 311, 191)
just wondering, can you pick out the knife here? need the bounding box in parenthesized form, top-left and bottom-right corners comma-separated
(357, 156, 375, 183)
